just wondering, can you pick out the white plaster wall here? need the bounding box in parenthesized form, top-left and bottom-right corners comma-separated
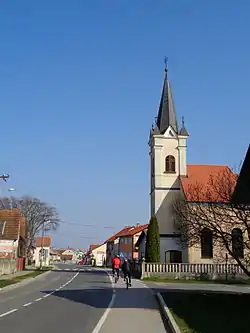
(34, 246, 50, 267)
(178, 136, 187, 176)
(160, 237, 181, 263)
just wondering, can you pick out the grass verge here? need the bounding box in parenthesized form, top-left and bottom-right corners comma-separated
(0, 267, 52, 288)
(143, 276, 250, 285)
(162, 290, 250, 333)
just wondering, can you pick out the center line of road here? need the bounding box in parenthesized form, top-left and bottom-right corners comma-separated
(0, 309, 18, 318)
(23, 302, 32, 307)
(0, 270, 80, 320)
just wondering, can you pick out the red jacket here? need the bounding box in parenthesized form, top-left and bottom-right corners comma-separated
(112, 257, 121, 269)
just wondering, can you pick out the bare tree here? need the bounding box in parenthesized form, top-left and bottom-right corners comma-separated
(0, 196, 60, 261)
(174, 167, 250, 277)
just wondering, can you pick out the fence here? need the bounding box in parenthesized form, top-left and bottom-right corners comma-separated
(132, 262, 248, 280)
(0, 259, 17, 276)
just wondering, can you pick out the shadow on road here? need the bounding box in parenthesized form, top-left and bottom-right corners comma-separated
(41, 284, 159, 311)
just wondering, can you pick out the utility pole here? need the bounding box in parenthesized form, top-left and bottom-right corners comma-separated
(8, 188, 16, 209)
(40, 222, 45, 269)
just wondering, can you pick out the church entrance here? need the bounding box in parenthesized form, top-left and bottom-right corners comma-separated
(165, 250, 182, 263)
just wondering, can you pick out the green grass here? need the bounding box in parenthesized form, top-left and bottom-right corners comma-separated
(162, 290, 250, 333)
(0, 267, 52, 288)
(143, 276, 250, 285)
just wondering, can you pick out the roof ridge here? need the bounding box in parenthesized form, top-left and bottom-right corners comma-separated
(187, 164, 229, 167)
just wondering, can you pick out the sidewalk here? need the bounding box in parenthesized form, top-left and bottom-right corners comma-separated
(99, 277, 166, 333)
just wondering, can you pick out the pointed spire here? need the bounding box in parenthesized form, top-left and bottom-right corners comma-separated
(156, 58, 178, 134)
(179, 116, 189, 136)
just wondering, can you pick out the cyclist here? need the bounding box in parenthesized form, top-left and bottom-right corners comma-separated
(121, 257, 132, 287)
(112, 255, 121, 279)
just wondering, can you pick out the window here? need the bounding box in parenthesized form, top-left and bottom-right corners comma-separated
(232, 228, 244, 259)
(0, 221, 6, 235)
(165, 250, 182, 263)
(200, 228, 213, 258)
(165, 155, 175, 173)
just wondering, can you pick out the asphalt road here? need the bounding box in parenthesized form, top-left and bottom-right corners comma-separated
(0, 264, 113, 333)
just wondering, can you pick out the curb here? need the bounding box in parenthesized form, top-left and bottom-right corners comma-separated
(156, 292, 182, 333)
(0, 269, 53, 293)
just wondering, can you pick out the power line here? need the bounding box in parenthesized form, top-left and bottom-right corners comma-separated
(60, 221, 116, 229)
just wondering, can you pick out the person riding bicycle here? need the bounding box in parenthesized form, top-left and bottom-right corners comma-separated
(112, 255, 121, 279)
(121, 257, 132, 287)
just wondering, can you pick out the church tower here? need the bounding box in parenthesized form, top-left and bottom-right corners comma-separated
(149, 63, 189, 262)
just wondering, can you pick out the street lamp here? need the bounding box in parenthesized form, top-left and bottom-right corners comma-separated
(40, 219, 50, 269)
(8, 188, 16, 209)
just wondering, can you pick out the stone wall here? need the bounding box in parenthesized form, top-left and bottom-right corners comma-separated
(0, 259, 17, 276)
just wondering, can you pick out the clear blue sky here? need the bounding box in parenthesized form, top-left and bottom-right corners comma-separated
(1, 1, 250, 249)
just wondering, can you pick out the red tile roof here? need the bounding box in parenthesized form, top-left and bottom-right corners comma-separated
(35, 237, 51, 247)
(0, 210, 26, 241)
(181, 165, 237, 202)
(89, 244, 100, 251)
(120, 224, 148, 236)
(106, 226, 133, 242)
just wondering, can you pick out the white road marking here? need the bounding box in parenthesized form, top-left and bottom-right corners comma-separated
(0, 270, 80, 319)
(91, 272, 116, 333)
(0, 309, 18, 318)
(23, 302, 32, 307)
(34, 297, 42, 302)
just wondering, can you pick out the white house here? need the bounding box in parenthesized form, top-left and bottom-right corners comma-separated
(34, 237, 52, 267)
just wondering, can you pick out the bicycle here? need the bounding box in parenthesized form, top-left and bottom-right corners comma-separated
(125, 275, 129, 289)
(114, 269, 119, 283)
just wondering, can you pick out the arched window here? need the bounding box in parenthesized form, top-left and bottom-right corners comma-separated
(200, 228, 213, 258)
(165, 155, 175, 173)
(232, 228, 244, 259)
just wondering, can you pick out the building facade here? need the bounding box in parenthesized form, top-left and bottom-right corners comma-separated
(149, 66, 248, 264)
(149, 66, 188, 263)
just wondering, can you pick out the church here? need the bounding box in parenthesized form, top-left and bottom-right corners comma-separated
(149, 65, 250, 264)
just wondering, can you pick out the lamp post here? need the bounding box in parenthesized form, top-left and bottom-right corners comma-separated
(40, 220, 50, 269)
(8, 188, 16, 209)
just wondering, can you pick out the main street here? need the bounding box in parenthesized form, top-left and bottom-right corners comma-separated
(0, 263, 166, 333)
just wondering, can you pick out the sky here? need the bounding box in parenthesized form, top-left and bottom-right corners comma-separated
(0, 0, 250, 249)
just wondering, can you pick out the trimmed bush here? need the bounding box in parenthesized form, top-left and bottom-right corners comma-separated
(145, 216, 160, 262)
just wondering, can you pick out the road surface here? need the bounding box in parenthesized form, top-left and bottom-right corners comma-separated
(0, 264, 166, 333)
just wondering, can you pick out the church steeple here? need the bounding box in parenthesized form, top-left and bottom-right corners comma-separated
(156, 59, 178, 135)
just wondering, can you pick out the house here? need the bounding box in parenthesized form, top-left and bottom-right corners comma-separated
(105, 226, 133, 266)
(135, 230, 147, 260)
(34, 236, 51, 267)
(61, 248, 78, 262)
(0, 210, 26, 260)
(118, 224, 148, 260)
(149, 65, 247, 263)
(88, 243, 106, 266)
(50, 249, 61, 263)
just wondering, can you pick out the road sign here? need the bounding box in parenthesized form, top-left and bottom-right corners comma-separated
(119, 252, 124, 258)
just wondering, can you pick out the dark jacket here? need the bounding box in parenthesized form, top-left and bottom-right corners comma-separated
(121, 260, 131, 273)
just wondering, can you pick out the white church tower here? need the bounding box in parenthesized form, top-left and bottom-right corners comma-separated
(149, 64, 189, 263)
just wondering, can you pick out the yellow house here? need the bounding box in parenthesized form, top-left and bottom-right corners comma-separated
(90, 243, 107, 266)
